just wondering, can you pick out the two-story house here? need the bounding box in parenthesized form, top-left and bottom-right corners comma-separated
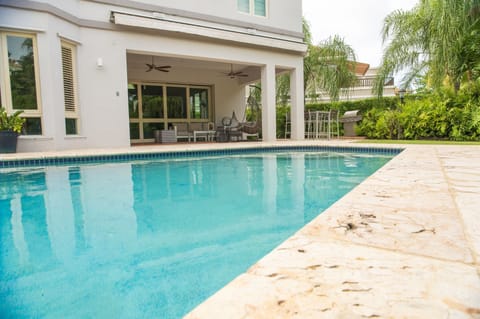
(0, 0, 307, 151)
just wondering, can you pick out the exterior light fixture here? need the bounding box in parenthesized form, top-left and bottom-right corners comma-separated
(96, 57, 104, 69)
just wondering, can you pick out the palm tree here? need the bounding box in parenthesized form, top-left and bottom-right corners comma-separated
(311, 35, 357, 101)
(374, 0, 480, 96)
(276, 19, 357, 103)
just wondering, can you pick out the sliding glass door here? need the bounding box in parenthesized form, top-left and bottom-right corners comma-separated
(128, 83, 211, 143)
(190, 88, 209, 120)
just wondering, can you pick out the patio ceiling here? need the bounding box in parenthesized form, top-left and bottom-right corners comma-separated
(126, 53, 290, 84)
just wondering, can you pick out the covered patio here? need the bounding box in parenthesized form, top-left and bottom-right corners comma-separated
(126, 54, 251, 143)
(111, 10, 307, 146)
(125, 52, 303, 145)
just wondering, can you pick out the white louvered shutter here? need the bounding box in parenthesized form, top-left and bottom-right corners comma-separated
(62, 45, 76, 113)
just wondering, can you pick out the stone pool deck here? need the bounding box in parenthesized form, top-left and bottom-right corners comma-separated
(2, 141, 479, 318)
(185, 142, 480, 318)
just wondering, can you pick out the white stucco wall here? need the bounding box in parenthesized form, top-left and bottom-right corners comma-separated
(22, 0, 303, 36)
(126, 0, 303, 34)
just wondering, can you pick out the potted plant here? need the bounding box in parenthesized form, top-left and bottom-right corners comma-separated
(0, 108, 26, 153)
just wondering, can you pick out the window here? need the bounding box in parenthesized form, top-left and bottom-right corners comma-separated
(0, 32, 42, 134)
(237, 0, 250, 13)
(142, 85, 164, 118)
(128, 84, 167, 141)
(190, 88, 209, 119)
(167, 86, 187, 119)
(128, 83, 211, 143)
(237, 0, 267, 17)
(141, 84, 165, 139)
(61, 41, 79, 135)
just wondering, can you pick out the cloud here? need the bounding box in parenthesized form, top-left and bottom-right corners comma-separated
(302, 0, 418, 67)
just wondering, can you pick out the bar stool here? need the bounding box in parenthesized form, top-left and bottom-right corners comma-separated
(329, 109, 340, 139)
(304, 111, 315, 139)
(316, 111, 330, 139)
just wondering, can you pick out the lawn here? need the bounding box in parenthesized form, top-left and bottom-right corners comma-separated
(354, 139, 480, 146)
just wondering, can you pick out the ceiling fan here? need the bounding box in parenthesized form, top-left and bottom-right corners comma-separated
(145, 56, 171, 72)
(224, 64, 248, 78)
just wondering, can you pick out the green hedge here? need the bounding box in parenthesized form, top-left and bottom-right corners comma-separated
(306, 96, 399, 114)
(356, 88, 480, 141)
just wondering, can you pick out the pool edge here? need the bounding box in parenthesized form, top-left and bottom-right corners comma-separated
(184, 143, 480, 318)
(0, 141, 403, 168)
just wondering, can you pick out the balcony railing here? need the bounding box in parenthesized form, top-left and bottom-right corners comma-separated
(355, 76, 394, 87)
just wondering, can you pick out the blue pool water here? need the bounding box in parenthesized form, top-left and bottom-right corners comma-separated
(0, 151, 393, 318)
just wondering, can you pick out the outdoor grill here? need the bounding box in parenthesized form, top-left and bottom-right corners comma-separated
(340, 110, 362, 137)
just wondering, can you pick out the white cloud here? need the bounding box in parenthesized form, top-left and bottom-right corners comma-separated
(302, 0, 418, 67)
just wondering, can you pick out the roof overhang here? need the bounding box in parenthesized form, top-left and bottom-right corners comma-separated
(354, 62, 370, 75)
(110, 11, 307, 54)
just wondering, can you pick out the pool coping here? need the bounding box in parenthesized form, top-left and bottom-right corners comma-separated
(184, 142, 480, 318)
(2, 140, 479, 317)
(0, 142, 401, 168)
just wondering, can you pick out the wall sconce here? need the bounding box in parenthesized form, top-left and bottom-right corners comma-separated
(96, 57, 104, 69)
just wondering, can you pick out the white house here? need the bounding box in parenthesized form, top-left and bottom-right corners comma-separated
(313, 62, 397, 102)
(0, 0, 307, 152)
(343, 65, 396, 101)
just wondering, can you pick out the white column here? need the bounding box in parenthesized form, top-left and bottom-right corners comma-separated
(261, 63, 277, 141)
(291, 153, 305, 222)
(290, 65, 305, 140)
(10, 196, 30, 266)
(45, 167, 76, 263)
(263, 154, 277, 214)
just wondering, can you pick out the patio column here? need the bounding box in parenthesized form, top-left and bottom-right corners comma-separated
(263, 154, 277, 214)
(290, 65, 305, 140)
(261, 63, 276, 142)
(45, 168, 76, 263)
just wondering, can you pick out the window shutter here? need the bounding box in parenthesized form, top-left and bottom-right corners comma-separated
(61, 45, 76, 113)
(254, 0, 266, 16)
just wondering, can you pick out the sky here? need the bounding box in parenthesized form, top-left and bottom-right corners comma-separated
(302, 0, 418, 68)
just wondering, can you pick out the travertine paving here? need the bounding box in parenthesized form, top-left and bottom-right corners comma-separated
(184, 143, 480, 318)
(2, 141, 479, 318)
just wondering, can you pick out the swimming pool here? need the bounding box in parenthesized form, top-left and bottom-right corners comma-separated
(0, 148, 397, 318)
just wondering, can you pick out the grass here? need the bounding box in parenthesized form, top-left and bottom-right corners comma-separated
(354, 139, 480, 145)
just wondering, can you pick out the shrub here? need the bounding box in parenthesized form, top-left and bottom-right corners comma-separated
(356, 91, 480, 141)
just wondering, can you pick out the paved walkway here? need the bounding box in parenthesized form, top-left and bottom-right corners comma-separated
(2, 141, 479, 318)
(184, 143, 480, 318)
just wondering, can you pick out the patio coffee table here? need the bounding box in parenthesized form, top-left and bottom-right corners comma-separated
(193, 130, 216, 142)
